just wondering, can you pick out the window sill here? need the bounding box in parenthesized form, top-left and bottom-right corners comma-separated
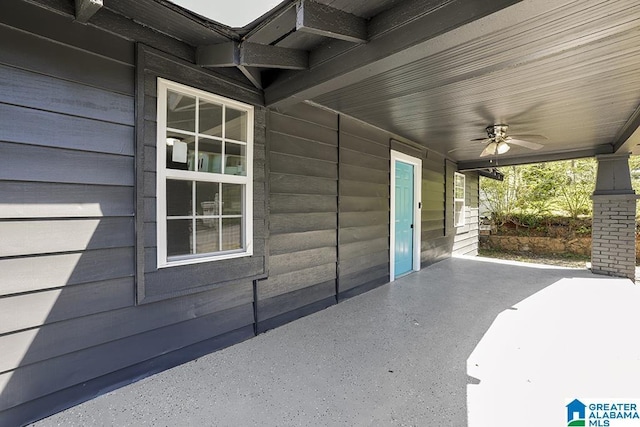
(158, 249, 253, 269)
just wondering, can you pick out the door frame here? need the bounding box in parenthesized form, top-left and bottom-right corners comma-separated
(390, 150, 422, 281)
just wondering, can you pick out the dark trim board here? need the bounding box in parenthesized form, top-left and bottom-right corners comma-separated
(338, 275, 389, 301)
(1, 326, 254, 427)
(256, 297, 336, 334)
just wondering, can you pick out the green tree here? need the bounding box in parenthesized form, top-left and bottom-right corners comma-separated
(480, 165, 520, 224)
(480, 158, 597, 220)
(517, 163, 558, 215)
(555, 159, 596, 218)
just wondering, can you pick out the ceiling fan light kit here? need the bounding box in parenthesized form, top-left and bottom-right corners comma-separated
(472, 124, 545, 158)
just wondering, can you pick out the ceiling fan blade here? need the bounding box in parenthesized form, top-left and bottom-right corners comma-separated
(480, 142, 497, 157)
(471, 137, 492, 142)
(508, 138, 544, 150)
(510, 134, 548, 141)
(448, 147, 465, 153)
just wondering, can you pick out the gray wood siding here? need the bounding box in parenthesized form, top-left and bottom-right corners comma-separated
(419, 153, 454, 265)
(338, 117, 390, 297)
(452, 171, 480, 256)
(258, 107, 339, 330)
(0, 14, 136, 420)
(0, 4, 467, 423)
(0, 10, 257, 424)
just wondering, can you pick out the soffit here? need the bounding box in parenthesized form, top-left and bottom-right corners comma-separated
(309, 0, 640, 167)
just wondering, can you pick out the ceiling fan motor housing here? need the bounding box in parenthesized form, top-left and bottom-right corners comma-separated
(486, 124, 509, 140)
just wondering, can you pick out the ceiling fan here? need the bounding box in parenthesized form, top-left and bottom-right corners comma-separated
(472, 124, 546, 157)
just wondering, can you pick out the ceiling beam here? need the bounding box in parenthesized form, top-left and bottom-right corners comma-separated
(264, 0, 532, 108)
(245, 4, 297, 44)
(457, 146, 614, 171)
(197, 42, 308, 70)
(240, 42, 308, 70)
(477, 169, 504, 181)
(74, 0, 102, 23)
(296, 0, 367, 44)
(196, 42, 239, 67)
(612, 103, 640, 154)
(238, 65, 263, 89)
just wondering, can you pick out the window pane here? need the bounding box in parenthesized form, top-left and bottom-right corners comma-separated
(166, 131, 195, 170)
(224, 143, 246, 176)
(198, 139, 223, 173)
(454, 201, 464, 226)
(167, 179, 192, 216)
(167, 219, 192, 256)
(455, 186, 464, 200)
(222, 218, 242, 250)
(195, 219, 220, 254)
(167, 90, 195, 132)
(226, 108, 247, 141)
(199, 100, 222, 137)
(222, 184, 242, 215)
(196, 182, 220, 220)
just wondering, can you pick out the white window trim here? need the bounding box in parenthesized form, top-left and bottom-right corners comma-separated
(454, 172, 465, 228)
(156, 78, 253, 268)
(389, 150, 422, 282)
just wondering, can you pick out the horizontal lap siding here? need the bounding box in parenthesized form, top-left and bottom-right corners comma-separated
(453, 171, 480, 256)
(258, 108, 339, 331)
(0, 8, 255, 424)
(0, 16, 137, 418)
(338, 117, 390, 298)
(420, 152, 453, 265)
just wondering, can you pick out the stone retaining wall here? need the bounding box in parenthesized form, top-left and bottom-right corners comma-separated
(480, 235, 640, 262)
(481, 235, 590, 256)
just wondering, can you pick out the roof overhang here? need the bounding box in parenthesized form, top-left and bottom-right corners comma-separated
(22, 0, 640, 166)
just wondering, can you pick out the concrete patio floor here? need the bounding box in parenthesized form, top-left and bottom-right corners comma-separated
(31, 257, 639, 426)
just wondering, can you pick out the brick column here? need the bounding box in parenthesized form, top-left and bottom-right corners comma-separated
(591, 153, 638, 280)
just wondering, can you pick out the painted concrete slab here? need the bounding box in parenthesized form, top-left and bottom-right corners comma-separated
(467, 274, 640, 426)
(31, 257, 632, 426)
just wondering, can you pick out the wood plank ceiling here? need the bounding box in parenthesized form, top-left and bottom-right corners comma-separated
(66, 0, 640, 167)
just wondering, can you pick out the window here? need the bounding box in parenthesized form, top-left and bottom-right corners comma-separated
(156, 78, 253, 267)
(454, 172, 465, 227)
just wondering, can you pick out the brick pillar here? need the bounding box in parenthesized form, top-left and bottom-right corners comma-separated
(591, 153, 638, 280)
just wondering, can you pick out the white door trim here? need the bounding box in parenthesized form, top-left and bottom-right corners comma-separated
(390, 150, 422, 281)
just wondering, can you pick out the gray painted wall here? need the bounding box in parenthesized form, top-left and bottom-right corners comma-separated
(258, 105, 339, 331)
(0, 3, 477, 425)
(0, 5, 256, 425)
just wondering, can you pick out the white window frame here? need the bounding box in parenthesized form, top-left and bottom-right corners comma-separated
(454, 172, 465, 227)
(156, 78, 253, 268)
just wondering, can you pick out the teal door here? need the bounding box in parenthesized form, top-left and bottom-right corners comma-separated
(394, 160, 414, 276)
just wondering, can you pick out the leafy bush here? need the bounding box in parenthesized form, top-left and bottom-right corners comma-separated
(481, 159, 597, 220)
